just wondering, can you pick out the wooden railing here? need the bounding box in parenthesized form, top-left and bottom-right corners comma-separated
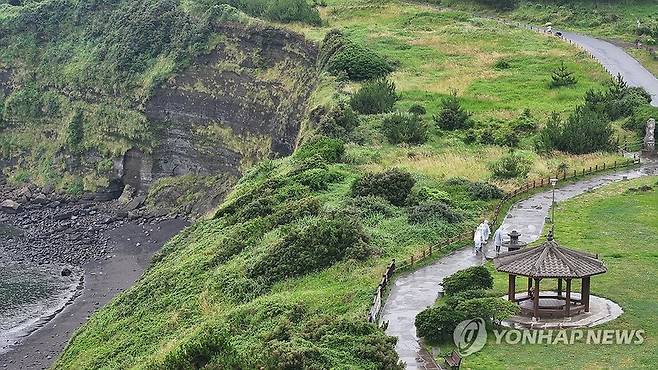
(366, 156, 641, 323)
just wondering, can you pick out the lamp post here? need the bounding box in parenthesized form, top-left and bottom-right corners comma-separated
(550, 178, 558, 234)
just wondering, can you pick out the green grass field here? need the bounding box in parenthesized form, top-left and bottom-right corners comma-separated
(435, 0, 658, 77)
(464, 176, 658, 369)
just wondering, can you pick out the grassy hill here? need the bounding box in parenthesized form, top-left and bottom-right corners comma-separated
(0, 0, 650, 368)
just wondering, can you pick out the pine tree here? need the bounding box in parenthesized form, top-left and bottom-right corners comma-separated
(550, 61, 577, 88)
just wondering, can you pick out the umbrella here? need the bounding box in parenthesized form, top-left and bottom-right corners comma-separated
(544, 22, 553, 27)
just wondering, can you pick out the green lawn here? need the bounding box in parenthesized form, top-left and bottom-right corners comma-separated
(466, 176, 658, 369)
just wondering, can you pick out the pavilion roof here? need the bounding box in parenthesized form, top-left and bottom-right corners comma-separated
(493, 239, 607, 279)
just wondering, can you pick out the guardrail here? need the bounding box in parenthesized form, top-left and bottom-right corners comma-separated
(367, 156, 640, 323)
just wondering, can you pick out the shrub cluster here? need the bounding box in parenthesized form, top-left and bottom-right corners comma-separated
(442, 266, 494, 295)
(549, 61, 577, 88)
(248, 213, 370, 283)
(294, 136, 345, 163)
(469, 182, 504, 200)
(407, 202, 463, 224)
(311, 103, 360, 139)
(350, 79, 398, 115)
(416, 266, 518, 343)
(351, 168, 415, 206)
(381, 112, 428, 145)
(489, 151, 534, 179)
(537, 76, 651, 154)
(321, 30, 394, 81)
(434, 91, 472, 131)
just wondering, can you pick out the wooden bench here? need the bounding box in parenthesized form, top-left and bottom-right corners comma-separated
(444, 350, 462, 370)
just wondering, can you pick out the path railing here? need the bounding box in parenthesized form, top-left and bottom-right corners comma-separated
(366, 156, 640, 323)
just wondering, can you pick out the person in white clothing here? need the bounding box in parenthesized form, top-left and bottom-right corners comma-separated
(480, 220, 491, 242)
(493, 227, 504, 255)
(473, 226, 483, 255)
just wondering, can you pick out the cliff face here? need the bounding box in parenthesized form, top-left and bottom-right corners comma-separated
(136, 23, 318, 192)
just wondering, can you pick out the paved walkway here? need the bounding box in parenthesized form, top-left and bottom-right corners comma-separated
(381, 163, 658, 370)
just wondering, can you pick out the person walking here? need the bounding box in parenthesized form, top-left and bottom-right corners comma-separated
(473, 226, 483, 255)
(493, 227, 504, 256)
(480, 220, 491, 242)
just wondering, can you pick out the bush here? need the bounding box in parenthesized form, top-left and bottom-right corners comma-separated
(456, 297, 519, 325)
(443, 289, 494, 307)
(442, 266, 494, 295)
(295, 136, 345, 163)
(346, 195, 397, 218)
(292, 168, 343, 191)
(489, 151, 533, 179)
(623, 105, 658, 139)
(408, 202, 463, 224)
(512, 109, 537, 132)
(476, 0, 518, 11)
(415, 305, 465, 343)
(469, 182, 504, 200)
(549, 61, 577, 88)
(66, 111, 84, 151)
(434, 91, 472, 131)
(493, 59, 511, 70)
(313, 103, 360, 139)
(249, 213, 370, 283)
(408, 104, 427, 116)
(351, 169, 415, 206)
(263, 0, 322, 25)
(381, 112, 428, 145)
(410, 187, 452, 205)
(323, 31, 394, 81)
(538, 105, 613, 155)
(350, 79, 398, 114)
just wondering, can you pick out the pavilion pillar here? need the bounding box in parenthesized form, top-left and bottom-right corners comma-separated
(565, 279, 572, 315)
(533, 278, 540, 318)
(508, 274, 516, 301)
(557, 278, 563, 297)
(527, 277, 533, 297)
(582, 277, 591, 312)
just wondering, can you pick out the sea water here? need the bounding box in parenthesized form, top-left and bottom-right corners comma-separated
(0, 263, 81, 354)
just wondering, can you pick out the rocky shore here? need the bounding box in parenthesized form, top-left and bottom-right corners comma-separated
(0, 181, 188, 369)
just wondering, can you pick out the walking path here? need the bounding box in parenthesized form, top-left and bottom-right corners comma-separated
(380, 163, 658, 370)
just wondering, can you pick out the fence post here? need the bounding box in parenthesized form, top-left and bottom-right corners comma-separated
(589, 166, 592, 173)
(614, 161, 617, 168)
(410, 256, 414, 266)
(541, 178, 544, 186)
(595, 165, 598, 171)
(582, 169, 585, 176)
(429, 245, 433, 255)
(603, 163, 606, 170)
(573, 169, 576, 178)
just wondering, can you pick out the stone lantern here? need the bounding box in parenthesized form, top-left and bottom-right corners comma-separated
(504, 230, 527, 252)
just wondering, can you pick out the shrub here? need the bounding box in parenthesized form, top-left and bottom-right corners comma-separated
(381, 112, 428, 145)
(408, 104, 427, 116)
(552, 105, 613, 154)
(263, 0, 322, 25)
(549, 61, 577, 88)
(444, 289, 494, 307)
(489, 151, 533, 179)
(66, 111, 84, 151)
(469, 182, 504, 200)
(493, 59, 511, 69)
(295, 136, 345, 163)
(415, 305, 465, 343)
(408, 202, 463, 224)
(434, 91, 472, 130)
(410, 187, 452, 205)
(351, 168, 415, 206)
(623, 105, 658, 139)
(346, 195, 397, 218)
(249, 213, 370, 283)
(442, 266, 494, 295)
(323, 31, 394, 81)
(350, 79, 398, 114)
(456, 297, 519, 325)
(314, 103, 360, 139)
(512, 109, 537, 132)
(292, 168, 343, 191)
